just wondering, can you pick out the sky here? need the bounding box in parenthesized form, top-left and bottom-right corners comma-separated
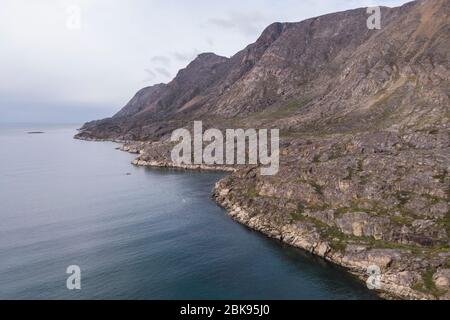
(0, 0, 410, 123)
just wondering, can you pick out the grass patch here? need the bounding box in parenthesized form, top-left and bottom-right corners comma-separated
(390, 214, 413, 226)
(413, 269, 446, 298)
(258, 97, 312, 120)
(290, 211, 304, 221)
(329, 239, 347, 252)
(243, 188, 259, 198)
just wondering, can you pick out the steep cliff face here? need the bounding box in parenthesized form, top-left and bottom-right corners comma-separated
(76, 0, 450, 300)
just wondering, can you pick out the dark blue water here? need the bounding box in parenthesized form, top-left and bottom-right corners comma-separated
(0, 124, 377, 300)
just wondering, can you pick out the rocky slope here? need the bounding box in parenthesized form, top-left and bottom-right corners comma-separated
(76, 0, 449, 299)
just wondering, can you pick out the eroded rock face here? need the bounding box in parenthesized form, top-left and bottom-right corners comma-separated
(208, 127, 449, 299)
(433, 269, 450, 290)
(75, 0, 450, 300)
(335, 213, 381, 238)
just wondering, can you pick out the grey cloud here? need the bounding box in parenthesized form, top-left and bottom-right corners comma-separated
(154, 67, 172, 78)
(151, 55, 171, 66)
(206, 12, 268, 37)
(208, 18, 235, 29)
(172, 50, 200, 63)
(143, 68, 157, 82)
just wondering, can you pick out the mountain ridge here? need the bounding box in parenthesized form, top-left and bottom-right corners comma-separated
(77, 0, 448, 141)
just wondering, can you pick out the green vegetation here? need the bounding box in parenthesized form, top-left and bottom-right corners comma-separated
(312, 154, 321, 163)
(243, 187, 259, 198)
(329, 238, 347, 252)
(390, 214, 413, 225)
(289, 211, 304, 221)
(257, 97, 311, 120)
(334, 199, 390, 217)
(413, 269, 446, 298)
(286, 200, 448, 261)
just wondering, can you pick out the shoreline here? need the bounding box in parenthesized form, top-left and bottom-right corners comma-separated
(75, 135, 440, 300)
(212, 181, 426, 300)
(133, 157, 428, 300)
(131, 159, 236, 173)
(115, 142, 426, 300)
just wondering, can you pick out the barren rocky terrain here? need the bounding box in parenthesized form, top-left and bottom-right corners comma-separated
(76, 0, 449, 299)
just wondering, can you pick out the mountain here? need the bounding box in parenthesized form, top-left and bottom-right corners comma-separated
(76, 0, 450, 300)
(77, 0, 448, 141)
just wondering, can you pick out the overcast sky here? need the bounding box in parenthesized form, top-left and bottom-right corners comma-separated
(0, 0, 410, 123)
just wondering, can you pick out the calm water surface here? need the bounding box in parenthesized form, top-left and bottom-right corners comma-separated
(0, 124, 377, 299)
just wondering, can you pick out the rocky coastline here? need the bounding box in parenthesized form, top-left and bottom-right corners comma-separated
(212, 179, 436, 300)
(93, 137, 449, 301)
(131, 158, 236, 173)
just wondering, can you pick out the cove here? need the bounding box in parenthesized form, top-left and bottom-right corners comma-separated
(0, 124, 378, 299)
